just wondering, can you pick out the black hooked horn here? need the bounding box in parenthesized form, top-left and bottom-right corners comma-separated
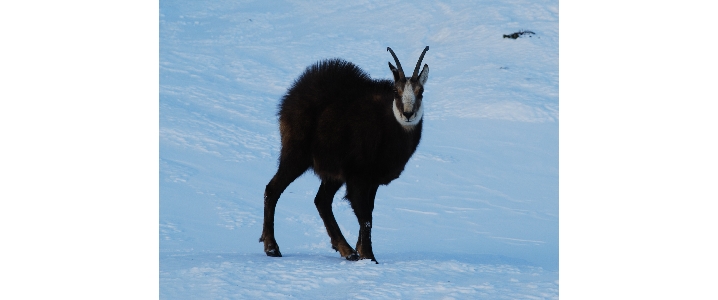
(411, 46, 429, 81)
(387, 47, 405, 79)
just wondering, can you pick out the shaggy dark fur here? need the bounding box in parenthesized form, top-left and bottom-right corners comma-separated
(260, 48, 429, 263)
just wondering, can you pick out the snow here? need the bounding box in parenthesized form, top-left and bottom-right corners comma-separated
(161, 253, 556, 299)
(159, 0, 558, 298)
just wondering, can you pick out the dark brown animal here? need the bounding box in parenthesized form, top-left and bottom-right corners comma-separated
(260, 47, 430, 263)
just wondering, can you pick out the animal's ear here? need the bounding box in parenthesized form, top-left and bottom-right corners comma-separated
(418, 64, 429, 85)
(388, 62, 403, 82)
(388, 61, 397, 72)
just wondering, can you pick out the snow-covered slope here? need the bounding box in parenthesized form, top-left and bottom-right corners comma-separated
(160, 0, 558, 298)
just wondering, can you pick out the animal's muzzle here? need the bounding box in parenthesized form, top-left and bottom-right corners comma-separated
(402, 111, 413, 121)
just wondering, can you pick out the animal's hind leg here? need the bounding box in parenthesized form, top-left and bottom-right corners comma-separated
(314, 180, 359, 261)
(260, 158, 309, 257)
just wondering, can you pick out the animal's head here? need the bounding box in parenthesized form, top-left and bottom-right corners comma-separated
(387, 46, 429, 130)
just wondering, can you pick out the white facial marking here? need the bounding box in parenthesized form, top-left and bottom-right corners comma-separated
(401, 81, 415, 111)
(392, 82, 423, 130)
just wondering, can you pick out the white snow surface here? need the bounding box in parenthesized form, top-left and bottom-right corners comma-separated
(160, 0, 558, 298)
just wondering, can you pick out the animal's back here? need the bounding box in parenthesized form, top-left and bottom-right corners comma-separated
(278, 59, 376, 118)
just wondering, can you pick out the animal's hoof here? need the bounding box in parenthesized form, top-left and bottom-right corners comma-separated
(359, 256, 378, 264)
(345, 253, 359, 261)
(265, 249, 282, 257)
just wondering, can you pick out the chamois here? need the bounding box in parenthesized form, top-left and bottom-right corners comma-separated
(260, 46, 430, 263)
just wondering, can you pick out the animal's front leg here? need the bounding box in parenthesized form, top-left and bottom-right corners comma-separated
(347, 181, 379, 263)
(356, 219, 377, 263)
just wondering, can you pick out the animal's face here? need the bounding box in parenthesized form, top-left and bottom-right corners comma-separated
(391, 71, 428, 128)
(387, 47, 429, 130)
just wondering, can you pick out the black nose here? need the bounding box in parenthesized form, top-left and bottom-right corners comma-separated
(403, 111, 413, 120)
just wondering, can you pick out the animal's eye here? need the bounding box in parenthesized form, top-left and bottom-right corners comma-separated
(393, 89, 400, 97)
